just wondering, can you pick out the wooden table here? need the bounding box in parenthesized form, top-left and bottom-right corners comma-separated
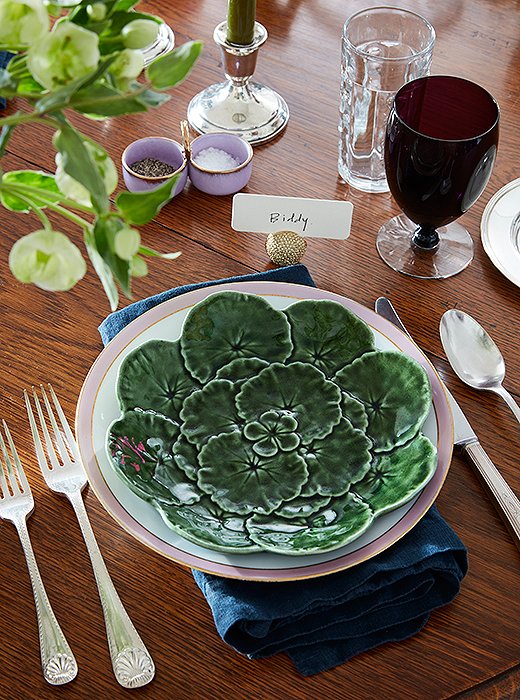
(1, 1, 519, 698)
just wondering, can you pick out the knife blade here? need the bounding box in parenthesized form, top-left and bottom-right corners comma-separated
(375, 296, 520, 550)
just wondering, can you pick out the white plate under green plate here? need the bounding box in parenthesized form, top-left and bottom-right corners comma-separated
(76, 282, 453, 581)
(481, 178, 520, 287)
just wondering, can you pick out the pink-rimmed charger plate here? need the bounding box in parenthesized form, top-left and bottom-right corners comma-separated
(76, 282, 453, 581)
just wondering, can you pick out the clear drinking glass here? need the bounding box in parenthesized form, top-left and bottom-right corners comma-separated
(338, 6, 435, 193)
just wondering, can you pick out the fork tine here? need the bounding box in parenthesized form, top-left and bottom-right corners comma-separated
(0, 423, 21, 495)
(2, 420, 30, 494)
(24, 389, 54, 474)
(0, 434, 9, 498)
(47, 384, 79, 458)
(39, 385, 73, 464)
(29, 387, 62, 471)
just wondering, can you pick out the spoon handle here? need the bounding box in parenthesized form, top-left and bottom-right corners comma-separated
(492, 386, 520, 426)
(464, 441, 520, 551)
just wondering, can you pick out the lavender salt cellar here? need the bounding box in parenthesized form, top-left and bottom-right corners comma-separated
(188, 133, 253, 195)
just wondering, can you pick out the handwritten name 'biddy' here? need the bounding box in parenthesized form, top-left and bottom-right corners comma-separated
(270, 212, 309, 232)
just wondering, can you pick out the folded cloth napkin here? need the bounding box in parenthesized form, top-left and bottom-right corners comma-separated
(99, 263, 315, 344)
(0, 52, 14, 110)
(99, 264, 468, 677)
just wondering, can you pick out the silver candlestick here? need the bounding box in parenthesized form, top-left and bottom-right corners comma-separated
(187, 21, 289, 145)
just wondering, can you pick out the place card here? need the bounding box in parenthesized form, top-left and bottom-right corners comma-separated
(231, 194, 353, 239)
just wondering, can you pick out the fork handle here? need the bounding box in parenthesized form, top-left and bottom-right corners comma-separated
(14, 517, 78, 685)
(67, 491, 155, 688)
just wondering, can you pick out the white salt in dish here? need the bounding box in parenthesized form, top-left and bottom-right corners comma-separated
(188, 132, 253, 196)
(193, 146, 241, 171)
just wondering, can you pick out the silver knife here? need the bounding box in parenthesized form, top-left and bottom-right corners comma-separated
(375, 296, 520, 551)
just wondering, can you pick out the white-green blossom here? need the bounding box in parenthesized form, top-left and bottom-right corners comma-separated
(55, 142, 117, 206)
(114, 227, 141, 260)
(121, 19, 158, 49)
(9, 229, 86, 291)
(130, 255, 148, 277)
(110, 48, 144, 90)
(27, 21, 100, 89)
(86, 2, 106, 21)
(0, 0, 48, 47)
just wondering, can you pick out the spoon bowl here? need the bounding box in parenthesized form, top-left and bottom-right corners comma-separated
(440, 309, 520, 425)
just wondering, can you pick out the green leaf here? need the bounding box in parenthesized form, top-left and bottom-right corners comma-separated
(116, 175, 179, 226)
(84, 229, 119, 311)
(136, 89, 171, 109)
(0, 68, 17, 96)
(71, 84, 150, 116)
(1, 171, 62, 211)
(138, 245, 181, 260)
(54, 121, 108, 213)
(147, 41, 203, 91)
(0, 124, 15, 158)
(106, 10, 161, 34)
(111, 0, 140, 13)
(93, 217, 131, 296)
(34, 57, 116, 114)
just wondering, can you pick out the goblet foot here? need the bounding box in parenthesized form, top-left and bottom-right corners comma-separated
(187, 80, 289, 145)
(376, 214, 474, 279)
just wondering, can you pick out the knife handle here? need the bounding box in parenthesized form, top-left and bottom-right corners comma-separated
(463, 441, 520, 551)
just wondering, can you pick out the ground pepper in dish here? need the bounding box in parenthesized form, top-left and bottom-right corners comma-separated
(130, 157, 176, 177)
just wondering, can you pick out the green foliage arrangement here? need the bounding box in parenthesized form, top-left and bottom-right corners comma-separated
(0, 0, 202, 308)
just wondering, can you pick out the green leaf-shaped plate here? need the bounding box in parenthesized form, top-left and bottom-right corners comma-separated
(107, 410, 185, 504)
(180, 291, 293, 382)
(353, 435, 437, 515)
(302, 418, 372, 497)
(236, 362, 342, 443)
(285, 299, 375, 376)
(102, 288, 443, 561)
(156, 496, 261, 553)
(198, 432, 308, 515)
(180, 379, 242, 447)
(335, 351, 432, 451)
(117, 339, 199, 421)
(247, 492, 374, 555)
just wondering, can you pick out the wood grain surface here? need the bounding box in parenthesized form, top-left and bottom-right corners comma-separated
(0, 1, 519, 699)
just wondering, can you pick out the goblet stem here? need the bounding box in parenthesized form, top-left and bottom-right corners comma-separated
(412, 225, 440, 250)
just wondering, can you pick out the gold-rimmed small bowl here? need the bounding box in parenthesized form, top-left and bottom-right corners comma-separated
(188, 133, 253, 196)
(121, 137, 188, 194)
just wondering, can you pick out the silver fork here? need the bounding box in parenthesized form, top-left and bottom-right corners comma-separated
(0, 420, 77, 685)
(25, 385, 155, 689)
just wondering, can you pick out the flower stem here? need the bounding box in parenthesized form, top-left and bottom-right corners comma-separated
(0, 113, 57, 129)
(9, 192, 52, 231)
(4, 183, 95, 214)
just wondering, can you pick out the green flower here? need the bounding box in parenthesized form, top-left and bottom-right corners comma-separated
(0, 0, 48, 47)
(27, 21, 100, 90)
(243, 410, 300, 457)
(109, 48, 144, 90)
(114, 227, 141, 261)
(86, 2, 106, 21)
(121, 19, 158, 49)
(9, 229, 86, 291)
(55, 141, 117, 207)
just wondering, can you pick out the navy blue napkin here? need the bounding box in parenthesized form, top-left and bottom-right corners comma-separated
(0, 52, 13, 110)
(99, 264, 467, 676)
(99, 264, 315, 345)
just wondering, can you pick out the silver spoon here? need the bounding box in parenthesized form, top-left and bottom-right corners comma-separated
(440, 309, 520, 425)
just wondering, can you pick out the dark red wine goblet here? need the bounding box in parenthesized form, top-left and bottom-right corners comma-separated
(376, 75, 499, 278)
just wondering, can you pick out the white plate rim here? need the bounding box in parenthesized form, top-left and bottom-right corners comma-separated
(481, 177, 520, 287)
